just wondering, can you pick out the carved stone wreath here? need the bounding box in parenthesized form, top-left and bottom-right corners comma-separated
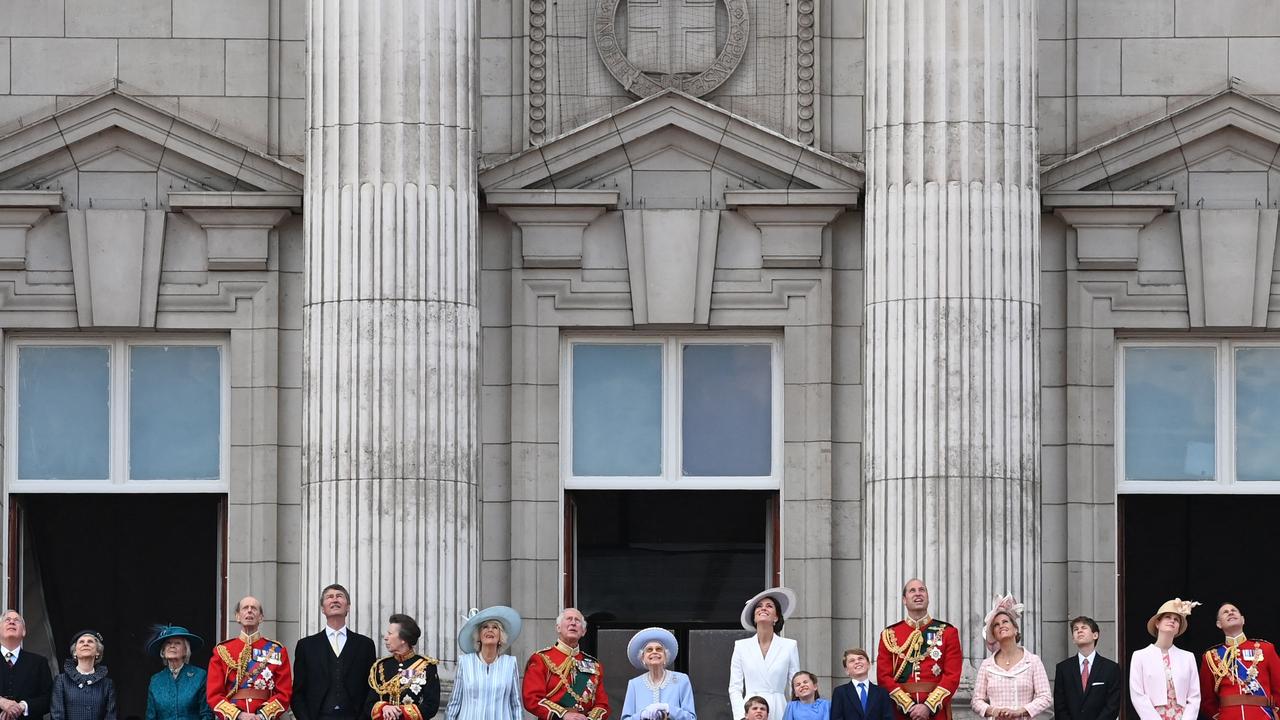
(594, 0, 749, 98)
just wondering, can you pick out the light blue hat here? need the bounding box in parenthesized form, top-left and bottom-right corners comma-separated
(457, 606, 523, 652)
(627, 627, 678, 670)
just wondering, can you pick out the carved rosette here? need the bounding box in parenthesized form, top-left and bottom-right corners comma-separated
(594, 0, 749, 98)
(529, 0, 548, 144)
(796, 0, 815, 144)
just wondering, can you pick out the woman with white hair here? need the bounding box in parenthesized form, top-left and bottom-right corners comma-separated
(144, 625, 211, 720)
(621, 627, 695, 720)
(51, 630, 116, 720)
(444, 606, 523, 720)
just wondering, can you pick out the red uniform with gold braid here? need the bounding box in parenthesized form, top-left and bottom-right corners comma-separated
(1201, 635, 1280, 720)
(521, 641, 609, 720)
(206, 632, 293, 720)
(876, 616, 962, 720)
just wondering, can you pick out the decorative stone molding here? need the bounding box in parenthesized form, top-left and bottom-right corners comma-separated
(0, 191, 62, 270)
(796, 0, 816, 145)
(727, 190, 855, 267)
(1045, 191, 1177, 270)
(66, 208, 166, 327)
(488, 190, 618, 268)
(594, 0, 749, 98)
(529, 0, 548, 144)
(1180, 208, 1280, 328)
(170, 192, 297, 270)
(622, 209, 719, 324)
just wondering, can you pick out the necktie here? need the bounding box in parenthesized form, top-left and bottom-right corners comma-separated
(1081, 658, 1090, 690)
(858, 683, 867, 710)
(4, 652, 12, 667)
(330, 632, 341, 656)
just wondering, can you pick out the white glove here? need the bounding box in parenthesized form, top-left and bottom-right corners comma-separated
(640, 703, 670, 720)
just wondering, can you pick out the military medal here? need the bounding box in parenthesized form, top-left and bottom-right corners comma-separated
(932, 664, 942, 676)
(929, 647, 942, 660)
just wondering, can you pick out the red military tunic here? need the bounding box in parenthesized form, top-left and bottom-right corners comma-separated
(206, 632, 293, 720)
(876, 616, 962, 720)
(522, 641, 609, 720)
(1201, 636, 1280, 720)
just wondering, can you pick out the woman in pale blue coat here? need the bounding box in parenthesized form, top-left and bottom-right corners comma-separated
(445, 606, 523, 720)
(144, 625, 211, 720)
(621, 628, 696, 720)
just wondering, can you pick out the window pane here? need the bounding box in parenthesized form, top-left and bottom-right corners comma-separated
(1125, 347, 1215, 480)
(1236, 347, 1280, 481)
(572, 344, 662, 476)
(682, 344, 771, 476)
(18, 346, 110, 480)
(130, 345, 221, 480)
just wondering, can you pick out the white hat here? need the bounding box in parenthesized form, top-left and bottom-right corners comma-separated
(740, 587, 798, 631)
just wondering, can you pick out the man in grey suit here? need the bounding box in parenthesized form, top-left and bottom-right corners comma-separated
(1053, 616, 1121, 720)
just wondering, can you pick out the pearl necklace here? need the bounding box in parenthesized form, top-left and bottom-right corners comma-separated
(645, 670, 670, 702)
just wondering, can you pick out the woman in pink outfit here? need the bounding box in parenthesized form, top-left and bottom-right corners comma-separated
(1130, 599, 1201, 720)
(971, 595, 1053, 719)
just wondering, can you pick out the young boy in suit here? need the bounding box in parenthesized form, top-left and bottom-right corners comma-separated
(832, 649, 893, 720)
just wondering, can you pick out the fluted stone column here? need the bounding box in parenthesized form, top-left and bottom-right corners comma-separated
(301, 0, 479, 659)
(862, 0, 1040, 680)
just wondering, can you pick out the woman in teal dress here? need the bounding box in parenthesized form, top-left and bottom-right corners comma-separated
(145, 625, 211, 720)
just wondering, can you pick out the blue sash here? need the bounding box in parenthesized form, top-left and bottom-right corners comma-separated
(1217, 645, 1274, 720)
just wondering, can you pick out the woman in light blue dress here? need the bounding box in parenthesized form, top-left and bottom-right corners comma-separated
(621, 627, 696, 720)
(444, 606, 523, 720)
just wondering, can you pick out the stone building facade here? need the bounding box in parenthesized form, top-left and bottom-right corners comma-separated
(1, 0, 1279, 718)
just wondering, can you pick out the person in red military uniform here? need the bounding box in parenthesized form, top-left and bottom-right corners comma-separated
(876, 579, 962, 720)
(522, 608, 608, 720)
(1200, 602, 1280, 720)
(207, 596, 293, 720)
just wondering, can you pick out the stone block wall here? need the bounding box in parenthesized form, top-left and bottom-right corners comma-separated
(1039, 0, 1280, 165)
(0, 0, 305, 164)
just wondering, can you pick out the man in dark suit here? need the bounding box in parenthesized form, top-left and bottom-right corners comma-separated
(0, 610, 52, 720)
(832, 648, 894, 720)
(294, 585, 377, 720)
(1053, 616, 1121, 720)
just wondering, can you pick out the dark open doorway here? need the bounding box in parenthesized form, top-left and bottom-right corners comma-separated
(12, 494, 224, 720)
(1121, 494, 1280, 712)
(568, 489, 777, 720)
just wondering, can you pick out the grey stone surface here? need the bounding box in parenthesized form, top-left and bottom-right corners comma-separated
(66, 0, 170, 37)
(120, 39, 226, 95)
(10, 38, 115, 94)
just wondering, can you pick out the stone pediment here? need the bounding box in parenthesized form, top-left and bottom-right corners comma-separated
(1042, 88, 1280, 205)
(479, 90, 862, 209)
(0, 90, 302, 208)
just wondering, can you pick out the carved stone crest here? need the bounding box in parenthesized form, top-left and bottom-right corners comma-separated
(594, 0, 749, 98)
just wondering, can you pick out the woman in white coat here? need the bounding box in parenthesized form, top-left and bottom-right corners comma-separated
(729, 587, 800, 720)
(1130, 598, 1201, 720)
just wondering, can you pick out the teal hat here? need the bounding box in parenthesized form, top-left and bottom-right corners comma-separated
(457, 606, 522, 652)
(626, 627, 677, 670)
(146, 625, 204, 658)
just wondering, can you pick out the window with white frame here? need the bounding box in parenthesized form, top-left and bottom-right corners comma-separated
(6, 337, 228, 491)
(1118, 340, 1280, 490)
(563, 336, 781, 489)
